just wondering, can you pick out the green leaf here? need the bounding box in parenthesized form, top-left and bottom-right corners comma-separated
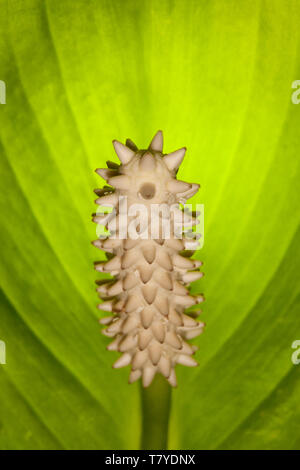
(0, 0, 299, 450)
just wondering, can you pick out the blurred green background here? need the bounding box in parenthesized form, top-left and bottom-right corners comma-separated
(0, 0, 300, 450)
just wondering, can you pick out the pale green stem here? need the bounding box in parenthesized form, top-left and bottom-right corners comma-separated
(140, 374, 171, 450)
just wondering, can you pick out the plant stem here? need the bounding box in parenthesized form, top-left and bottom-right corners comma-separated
(140, 374, 171, 450)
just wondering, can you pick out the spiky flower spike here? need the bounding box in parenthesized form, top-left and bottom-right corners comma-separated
(92, 131, 205, 387)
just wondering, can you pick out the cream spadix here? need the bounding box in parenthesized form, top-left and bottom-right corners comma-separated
(92, 131, 204, 387)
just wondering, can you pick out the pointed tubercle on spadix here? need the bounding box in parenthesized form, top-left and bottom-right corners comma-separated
(112, 140, 135, 164)
(164, 147, 186, 171)
(148, 130, 163, 152)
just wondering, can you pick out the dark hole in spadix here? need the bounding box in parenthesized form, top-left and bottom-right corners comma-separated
(140, 183, 156, 200)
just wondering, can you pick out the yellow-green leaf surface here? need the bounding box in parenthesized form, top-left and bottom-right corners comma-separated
(0, 0, 299, 450)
